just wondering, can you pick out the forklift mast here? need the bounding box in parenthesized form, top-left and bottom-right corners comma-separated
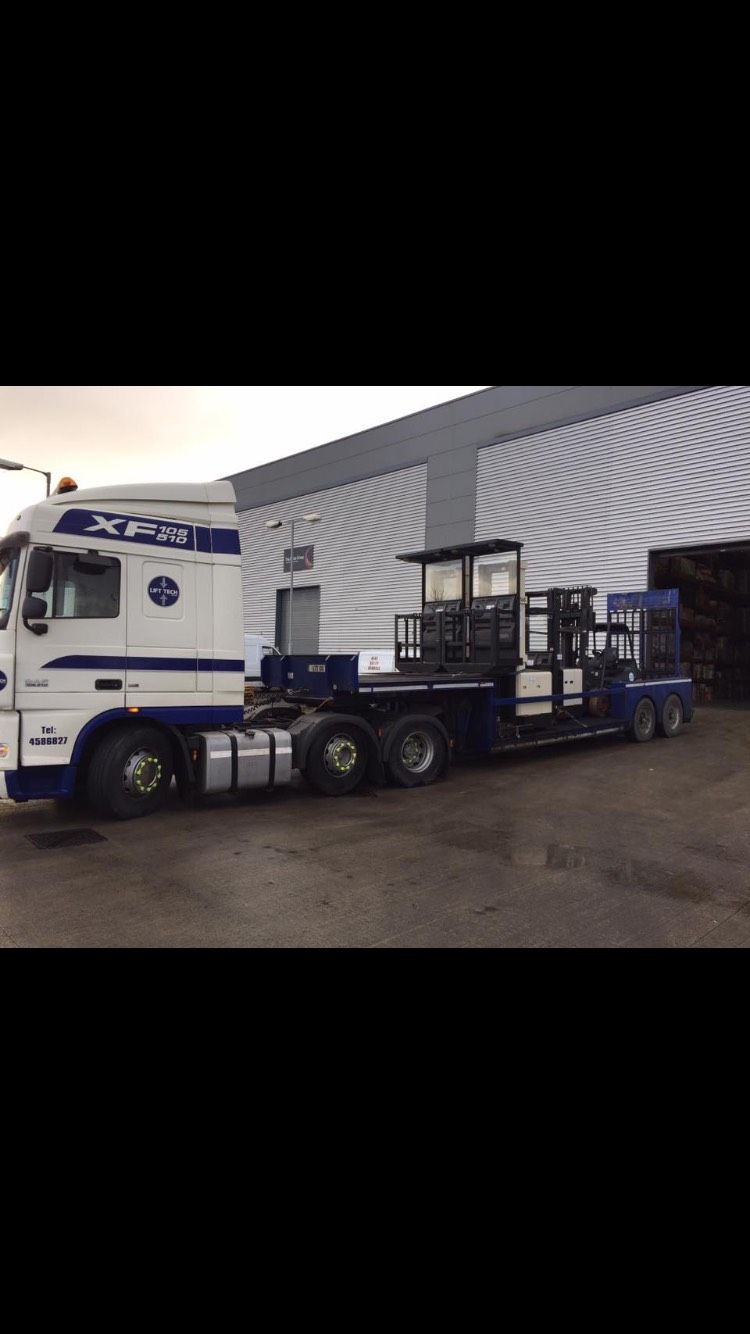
(525, 585, 597, 668)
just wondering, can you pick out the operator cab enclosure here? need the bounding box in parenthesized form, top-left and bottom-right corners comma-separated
(394, 538, 524, 674)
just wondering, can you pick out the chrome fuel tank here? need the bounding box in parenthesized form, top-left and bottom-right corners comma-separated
(195, 728, 293, 794)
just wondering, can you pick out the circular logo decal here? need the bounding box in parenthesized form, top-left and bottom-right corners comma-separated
(0, 670, 7, 691)
(148, 576, 180, 608)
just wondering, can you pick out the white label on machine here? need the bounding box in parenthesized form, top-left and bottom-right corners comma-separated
(359, 650, 395, 675)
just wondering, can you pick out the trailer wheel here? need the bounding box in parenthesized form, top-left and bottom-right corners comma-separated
(385, 719, 448, 788)
(630, 697, 656, 743)
(86, 724, 174, 820)
(658, 693, 684, 738)
(303, 723, 368, 796)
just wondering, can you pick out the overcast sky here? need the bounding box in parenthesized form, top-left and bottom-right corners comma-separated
(0, 386, 488, 530)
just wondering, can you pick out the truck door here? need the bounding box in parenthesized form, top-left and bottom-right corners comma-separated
(126, 556, 197, 704)
(14, 545, 126, 724)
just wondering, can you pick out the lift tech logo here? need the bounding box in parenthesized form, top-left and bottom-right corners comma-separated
(0, 670, 7, 691)
(148, 576, 180, 607)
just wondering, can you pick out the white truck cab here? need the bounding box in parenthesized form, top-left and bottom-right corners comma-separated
(244, 633, 280, 680)
(0, 480, 259, 816)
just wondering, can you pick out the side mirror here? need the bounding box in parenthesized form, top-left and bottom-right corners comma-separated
(26, 549, 53, 594)
(22, 594, 49, 636)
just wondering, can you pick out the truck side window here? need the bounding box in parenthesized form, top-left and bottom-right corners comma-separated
(40, 552, 121, 619)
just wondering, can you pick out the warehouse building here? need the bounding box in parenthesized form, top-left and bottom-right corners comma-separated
(227, 386, 750, 706)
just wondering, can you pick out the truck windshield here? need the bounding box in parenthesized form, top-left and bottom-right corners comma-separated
(0, 548, 20, 630)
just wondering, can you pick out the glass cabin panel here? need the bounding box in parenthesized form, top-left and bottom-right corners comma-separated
(473, 554, 518, 598)
(425, 560, 462, 602)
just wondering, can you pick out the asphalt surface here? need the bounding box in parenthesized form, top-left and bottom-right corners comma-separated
(1, 707, 749, 947)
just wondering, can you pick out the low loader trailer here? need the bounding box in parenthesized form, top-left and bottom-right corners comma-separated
(0, 482, 692, 820)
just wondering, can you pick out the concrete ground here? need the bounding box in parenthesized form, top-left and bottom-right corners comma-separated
(1, 707, 749, 948)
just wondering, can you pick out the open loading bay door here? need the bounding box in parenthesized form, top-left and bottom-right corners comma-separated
(651, 542, 750, 705)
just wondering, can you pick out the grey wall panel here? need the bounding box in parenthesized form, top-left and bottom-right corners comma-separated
(426, 494, 476, 526)
(238, 464, 426, 653)
(228, 387, 707, 516)
(425, 446, 477, 544)
(427, 473, 474, 505)
(427, 444, 479, 480)
(424, 518, 480, 548)
(475, 385, 750, 629)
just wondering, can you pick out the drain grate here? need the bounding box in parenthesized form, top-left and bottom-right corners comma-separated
(26, 828, 108, 850)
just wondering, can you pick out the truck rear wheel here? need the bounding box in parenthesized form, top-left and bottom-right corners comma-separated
(303, 722, 368, 796)
(86, 724, 174, 820)
(658, 693, 684, 737)
(385, 719, 448, 787)
(630, 697, 656, 743)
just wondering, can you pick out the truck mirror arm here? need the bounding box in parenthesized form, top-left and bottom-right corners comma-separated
(23, 617, 48, 636)
(21, 594, 49, 635)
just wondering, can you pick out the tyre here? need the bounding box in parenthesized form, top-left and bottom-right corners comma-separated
(303, 722, 368, 796)
(629, 697, 656, 743)
(658, 693, 684, 738)
(385, 718, 448, 788)
(86, 724, 174, 820)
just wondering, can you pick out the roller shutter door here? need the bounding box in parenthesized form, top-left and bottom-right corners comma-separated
(276, 586, 321, 654)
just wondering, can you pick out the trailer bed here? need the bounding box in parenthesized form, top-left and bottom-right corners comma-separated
(260, 653, 495, 697)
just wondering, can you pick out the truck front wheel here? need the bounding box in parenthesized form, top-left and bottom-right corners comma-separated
(86, 724, 174, 820)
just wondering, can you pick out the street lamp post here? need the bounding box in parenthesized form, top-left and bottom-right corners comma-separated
(0, 458, 52, 497)
(265, 512, 321, 654)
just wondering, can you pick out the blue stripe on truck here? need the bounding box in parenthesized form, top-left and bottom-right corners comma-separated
(52, 508, 240, 554)
(41, 655, 245, 672)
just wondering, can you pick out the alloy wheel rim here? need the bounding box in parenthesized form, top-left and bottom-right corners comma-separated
(123, 749, 163, 797)
(323, 735, 358, 776)
(400, 731, 435, 773)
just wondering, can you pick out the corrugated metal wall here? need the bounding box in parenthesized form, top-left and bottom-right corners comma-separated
(237, 464, 426, 652)
(476, 385, 750, 628)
